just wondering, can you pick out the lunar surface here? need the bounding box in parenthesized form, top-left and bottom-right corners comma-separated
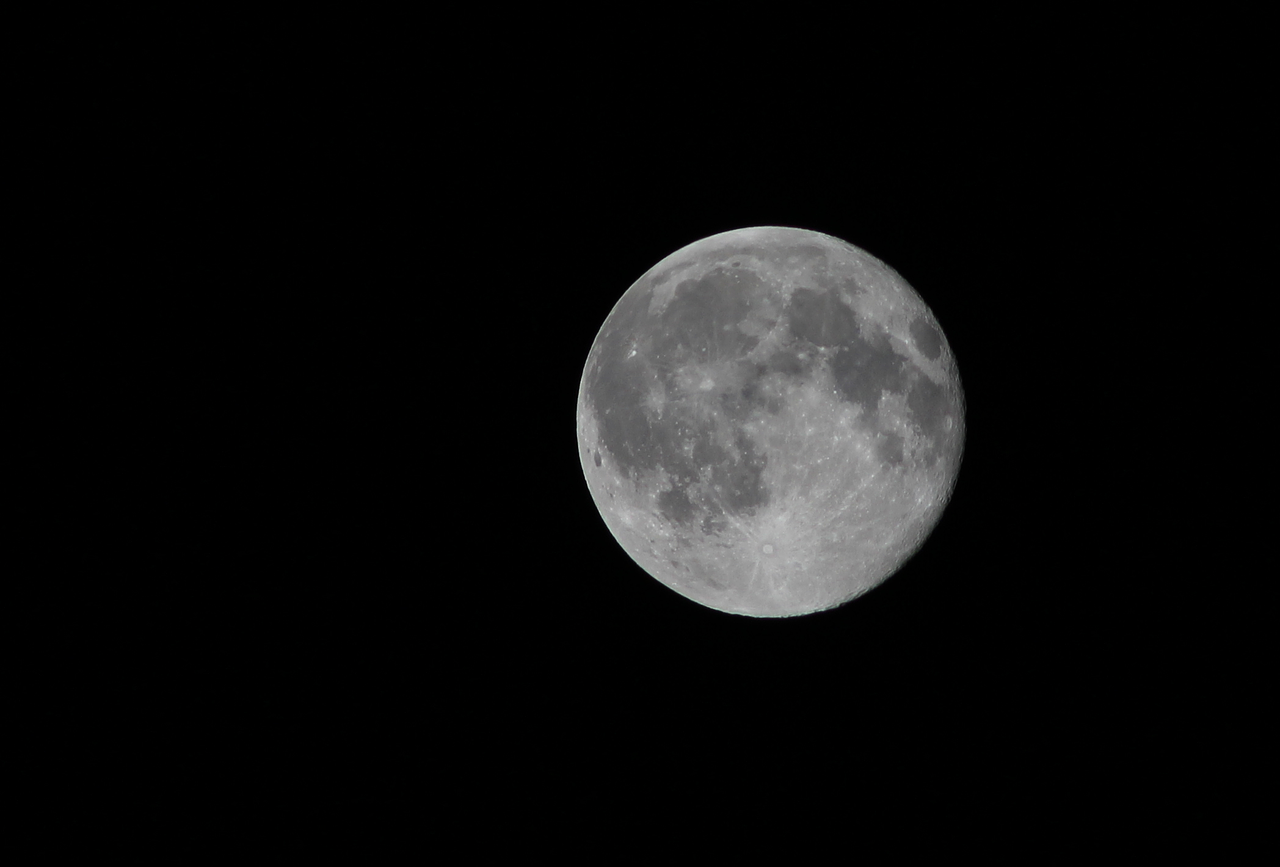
(576, 227, 964, 617)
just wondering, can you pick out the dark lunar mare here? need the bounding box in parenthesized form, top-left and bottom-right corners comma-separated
(788, 284, 955, 463)
(652, 268, 761, 364)
(909, 317, 942, 361)
(588, 280, 662, 478)
(877, 431, 905, 466)
(906, 374, 950, 454)
(788, 287, 858, 347)
(586, 264, 773, 532)
(830, 331, 908, 417)
(784, 281, 957, 466)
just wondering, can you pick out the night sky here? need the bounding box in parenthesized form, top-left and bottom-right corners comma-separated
(35, 43, 1240, 845)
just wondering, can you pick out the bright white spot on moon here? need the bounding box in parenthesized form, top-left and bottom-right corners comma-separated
(763, 544, 774, 554)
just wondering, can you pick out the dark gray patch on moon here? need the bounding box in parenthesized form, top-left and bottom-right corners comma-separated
(830, 330, 908, 414)
(713, 430, 768, 514)
(656, 487, 697, 525)
(787, 244, 828, 259)
(876, 430, 905, 466)
(907, 374, 950, 445)
(700, 509, 728, 537)
(588, 267, 773, 528)
(691, 433, 727, 468)
(592, 384, 650, 478)
(586, 283, 659, 480)
(909, 317, 942, 361)
(787, 287, 859, 347)
(654, 268, 761, 364)
(768, 351, 805, 376)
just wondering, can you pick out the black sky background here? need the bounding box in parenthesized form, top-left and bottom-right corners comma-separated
(31, 34, 1258, 845)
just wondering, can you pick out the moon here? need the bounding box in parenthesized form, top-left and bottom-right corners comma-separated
(577, 227, 964, 617)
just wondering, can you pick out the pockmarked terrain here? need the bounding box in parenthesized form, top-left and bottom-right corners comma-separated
(578, 227, 964, 617)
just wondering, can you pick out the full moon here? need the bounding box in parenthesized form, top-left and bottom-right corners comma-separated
(577, 227, 964, 617)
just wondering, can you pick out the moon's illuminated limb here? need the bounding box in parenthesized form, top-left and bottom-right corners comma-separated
(577, 227, 964, 617)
